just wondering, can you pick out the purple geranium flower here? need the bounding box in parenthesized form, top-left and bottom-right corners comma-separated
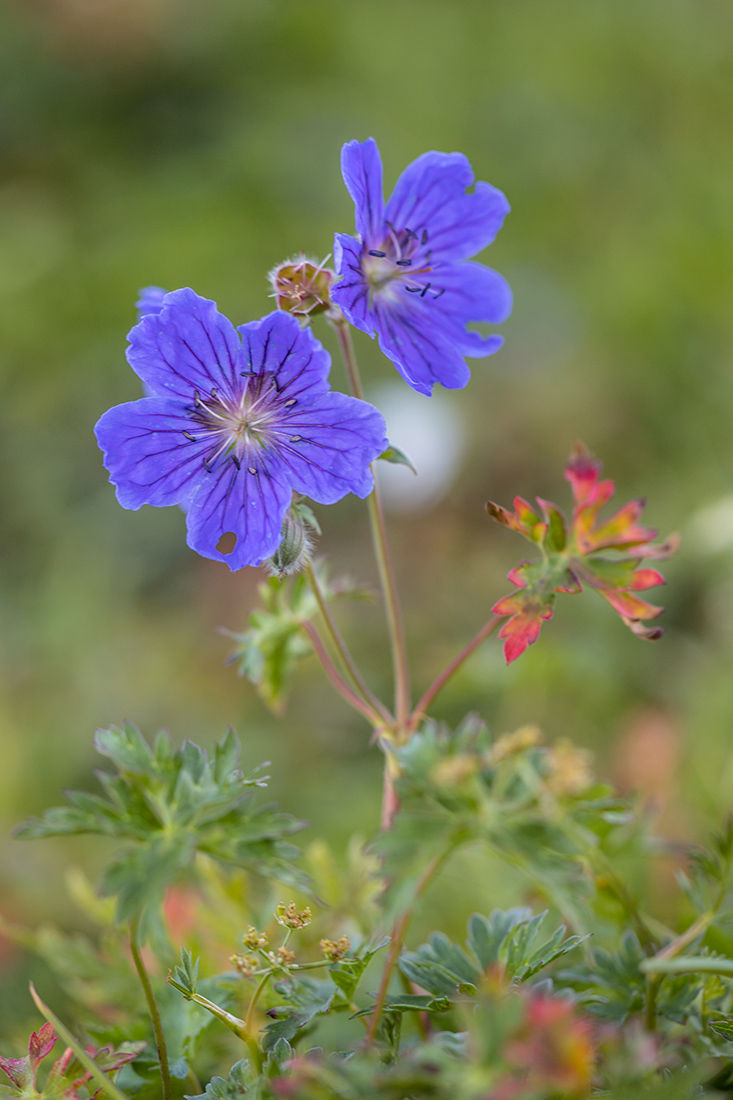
(135, 285, 167, 317)
(95, 289, 387, 571)
(331, 138, 512, 396)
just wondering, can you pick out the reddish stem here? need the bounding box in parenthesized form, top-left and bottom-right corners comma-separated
(404, 615, 501, 736)
(302, 621, 387, 728)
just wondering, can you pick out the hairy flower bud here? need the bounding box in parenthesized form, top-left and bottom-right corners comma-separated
(266, 502, 320, 580)
(269, 254, 335, 319)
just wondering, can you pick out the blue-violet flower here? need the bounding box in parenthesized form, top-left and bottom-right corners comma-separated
(95, 289, 388, 571)
(332, 138, 512, 396)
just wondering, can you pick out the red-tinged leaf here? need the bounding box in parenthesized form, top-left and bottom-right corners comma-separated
(0, 1054, 30, 1090)
(494, 592, 555, 663)
(556, 568, 582, 594)
(492, 562, 557, 663)
(574, 557, 639, 592)
(630, 568, 666, 591)
(536, 498, 567, 552)
(486, 497, 544, 543)
(565, 443, 614, 511)
(623, 617, 665, 641)
(29, 1023, 56, 1067)
(580, 500, 657, 554)
(564, 443, 602, 505)
(635, 532, 680, 560)
(601, 589, 664, 621)
(487, 443, 677, 661)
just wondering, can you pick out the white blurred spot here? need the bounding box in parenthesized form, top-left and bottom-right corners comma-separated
(689, 495, 733, 554)
(370, 382, 465, 514)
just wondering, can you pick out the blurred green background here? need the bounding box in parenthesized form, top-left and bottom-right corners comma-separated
(2, 0, 733, 1036)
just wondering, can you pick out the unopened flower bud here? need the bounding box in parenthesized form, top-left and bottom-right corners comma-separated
(277, 945, 297, 966)
(269, 254, 335, 320)
(267, 507, 315, 580)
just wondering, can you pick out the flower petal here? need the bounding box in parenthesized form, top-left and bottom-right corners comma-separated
(95, 398, 209, 509)
(236, 310, 331, 396)
(185, 452, 291, 570)
(385, 151, 509, 262)
(135, 285, 168, 318)
(277, 392, 387, 503)
(401, 260, 512, 357)
(332, 233, 373, 334)
(126, 288, 243, 402)
(341, 138, 385, 244)
(373, 298, 472, 395)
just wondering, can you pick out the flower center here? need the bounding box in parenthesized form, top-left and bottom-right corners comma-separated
(362, 224, 443, 302)
(184, 373, 284, 473)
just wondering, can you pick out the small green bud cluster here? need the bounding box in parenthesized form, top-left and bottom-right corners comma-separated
(320, 936, 350, 961)
(242, 925, 269, 950)
(276, 901, 312, 929)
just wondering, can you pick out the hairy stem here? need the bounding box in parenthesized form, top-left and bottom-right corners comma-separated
(330, 316, 411, 727)
(129, 916, 172, 1100)
(406, 615, 501, 735)
(305, 560, 394, 727)
(302, 620, 388, 728)
(366, 844, 456, 1045)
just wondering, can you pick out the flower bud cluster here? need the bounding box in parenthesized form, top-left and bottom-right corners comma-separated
(231, 953, 260, 979)
(276, 901, 312, 929)
(320, 936, 350, 961)
(242, 926, 269, 950)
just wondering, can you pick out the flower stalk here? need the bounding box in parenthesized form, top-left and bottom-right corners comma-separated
(330, 315, 411, 728)
(129, 915, 172, 1100)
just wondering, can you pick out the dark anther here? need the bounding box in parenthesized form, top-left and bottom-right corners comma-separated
(405, 227, 418, 240)
(248, 466, 257, 475)
(210, 388, 218, 399)
(406, 286, 421, 293)
(203, 458, 214, 473)
(289, 435, 302, 442)
(194, 390, 202, 406)
(240, 370, 257, 377)
(284, 398, 297, 407)
(433, 287, 445, 300)
(182, 430, 197, 442)
(396, 259, 412, 266)
(231, 454, 241, 470)
(420, 283, 431, 298)
(421, 229, 429, 245)
(368, 250, 387, 257)
(271, 378, 280, 392)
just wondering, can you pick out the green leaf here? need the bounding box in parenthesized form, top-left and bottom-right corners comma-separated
(184, 1059, 254, 1100)
(262, 978, 334, 1051)
(379, 444, 417, 475)
(15, 727, 308, 926)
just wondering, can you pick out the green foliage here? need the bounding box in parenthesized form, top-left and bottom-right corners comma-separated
(377, 714, 636, 930)
(184, 1059, 253, 1100)
(223, 567, 368, 714)
(14, 725, 308, 923)
(398, 908, 585, 1000)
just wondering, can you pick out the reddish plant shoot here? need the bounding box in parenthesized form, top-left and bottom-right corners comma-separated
(487, 443, 678, 663)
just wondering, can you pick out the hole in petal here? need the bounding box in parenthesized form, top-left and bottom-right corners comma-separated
(216, 531, 237, 555)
